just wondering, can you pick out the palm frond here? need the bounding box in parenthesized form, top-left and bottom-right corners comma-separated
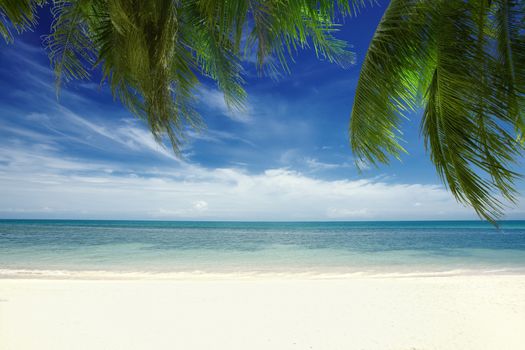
(422, 2, 517, 222)
(350, 0, 430, 166)
(0, 0, 46, 42)
(493, 0, 525, 141)
(43, 0, 96, 90)
(245, 0, 356, 76)
(350, 0, 524, 222)
(185, 3, 246, 111)
(94, 0, 187, 147)
(39, 0, 357, 154)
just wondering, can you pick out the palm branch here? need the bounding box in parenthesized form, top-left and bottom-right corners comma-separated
(0, 0, 46, 42)
(350, 0, 525, 223)
(1, 0, 364, 153)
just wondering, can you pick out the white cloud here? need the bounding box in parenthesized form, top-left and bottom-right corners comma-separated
(326, 208, 371, 219)
(304, 157, 351, 171)
(305, 157, 340, 170)
(279, 149, 301, 164)
(199, 87, 252, 123)
(193, 200, 208, 211)
(149, 200, 209, 218)
(61, 108, 178, 158)
(18, 108, 181, 162)
(187, 128, 256, 147)
(0, 143, 510, 220)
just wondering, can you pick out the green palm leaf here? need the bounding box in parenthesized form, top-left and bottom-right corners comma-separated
(4, 0, 367, 152)
(20, 0, 362, 154)
(0, 0, 46, 42)
(493, 0, 525, 142)
(43, 0, 95, 90)
(350, 0, 525, 222)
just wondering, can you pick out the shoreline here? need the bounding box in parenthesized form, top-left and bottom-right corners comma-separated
(2, 266, 525, 280)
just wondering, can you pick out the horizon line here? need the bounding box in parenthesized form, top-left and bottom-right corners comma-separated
(2, 218, 524, 223)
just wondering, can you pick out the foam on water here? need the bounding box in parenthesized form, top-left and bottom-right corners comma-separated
(1, 220, 525, 278)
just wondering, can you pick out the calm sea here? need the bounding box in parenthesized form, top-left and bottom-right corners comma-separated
(1, 220, 525, 277)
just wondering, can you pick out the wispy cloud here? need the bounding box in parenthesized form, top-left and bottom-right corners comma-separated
(199, 87, 253, 123)
(187, 128, 257, 148)
(304, 157, 352, 171)
(14, 107, 182, 162)
(0, 141, 509, 220)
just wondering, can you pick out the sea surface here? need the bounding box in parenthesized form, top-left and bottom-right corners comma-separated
(1, 220, 525, 277)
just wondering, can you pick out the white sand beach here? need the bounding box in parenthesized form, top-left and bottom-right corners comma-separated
(1, 274, 525, 350)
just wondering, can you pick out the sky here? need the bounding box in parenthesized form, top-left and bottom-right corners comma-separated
(0, 1, 524, 221)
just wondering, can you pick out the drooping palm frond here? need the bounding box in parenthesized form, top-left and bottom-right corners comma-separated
(0, 0, 46, 42)
(43, 0, 95, 90)
(493, 0, 525, 142)
(422, 0, 520, 222)
(86, 0, 201, 152)
(8, 0, 363, 154)
(350, 0, 430, 165)
(350, 0, 525, 223)
(245, 0, 357, 76)
(184, 1, 246, 111)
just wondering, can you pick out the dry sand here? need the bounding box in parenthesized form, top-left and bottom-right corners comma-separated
(1, 274, 525, 350)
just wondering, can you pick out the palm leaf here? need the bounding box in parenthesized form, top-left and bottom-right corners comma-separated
(40, 0, 359, 154)
(0, 0, 46, 42)
(493, 0, 525, 142)
(350, 0, 524, 222)
(350, 0, 430, 166)
(246, 0, 356, 76)
(43, 0, 96, 90)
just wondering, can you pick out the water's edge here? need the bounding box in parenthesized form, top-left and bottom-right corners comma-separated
(2, 220, 525, 276)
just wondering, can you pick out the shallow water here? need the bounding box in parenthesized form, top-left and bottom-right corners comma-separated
(1, 220, 525, 276)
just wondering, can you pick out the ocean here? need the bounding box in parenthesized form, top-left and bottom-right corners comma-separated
(1, 220, 525, 277)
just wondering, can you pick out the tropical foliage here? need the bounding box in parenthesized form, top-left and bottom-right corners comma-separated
(0, 0, 359, 151)
(350, 0, 525, 222)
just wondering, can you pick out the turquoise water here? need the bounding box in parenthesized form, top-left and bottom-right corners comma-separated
(1, 220, 525, 275)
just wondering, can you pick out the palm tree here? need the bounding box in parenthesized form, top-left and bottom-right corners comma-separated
(0, 0, 359, 150)
(350, 0, 524, 222)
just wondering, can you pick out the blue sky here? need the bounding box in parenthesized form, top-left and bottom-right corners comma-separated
(0, 1, 523, 220)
